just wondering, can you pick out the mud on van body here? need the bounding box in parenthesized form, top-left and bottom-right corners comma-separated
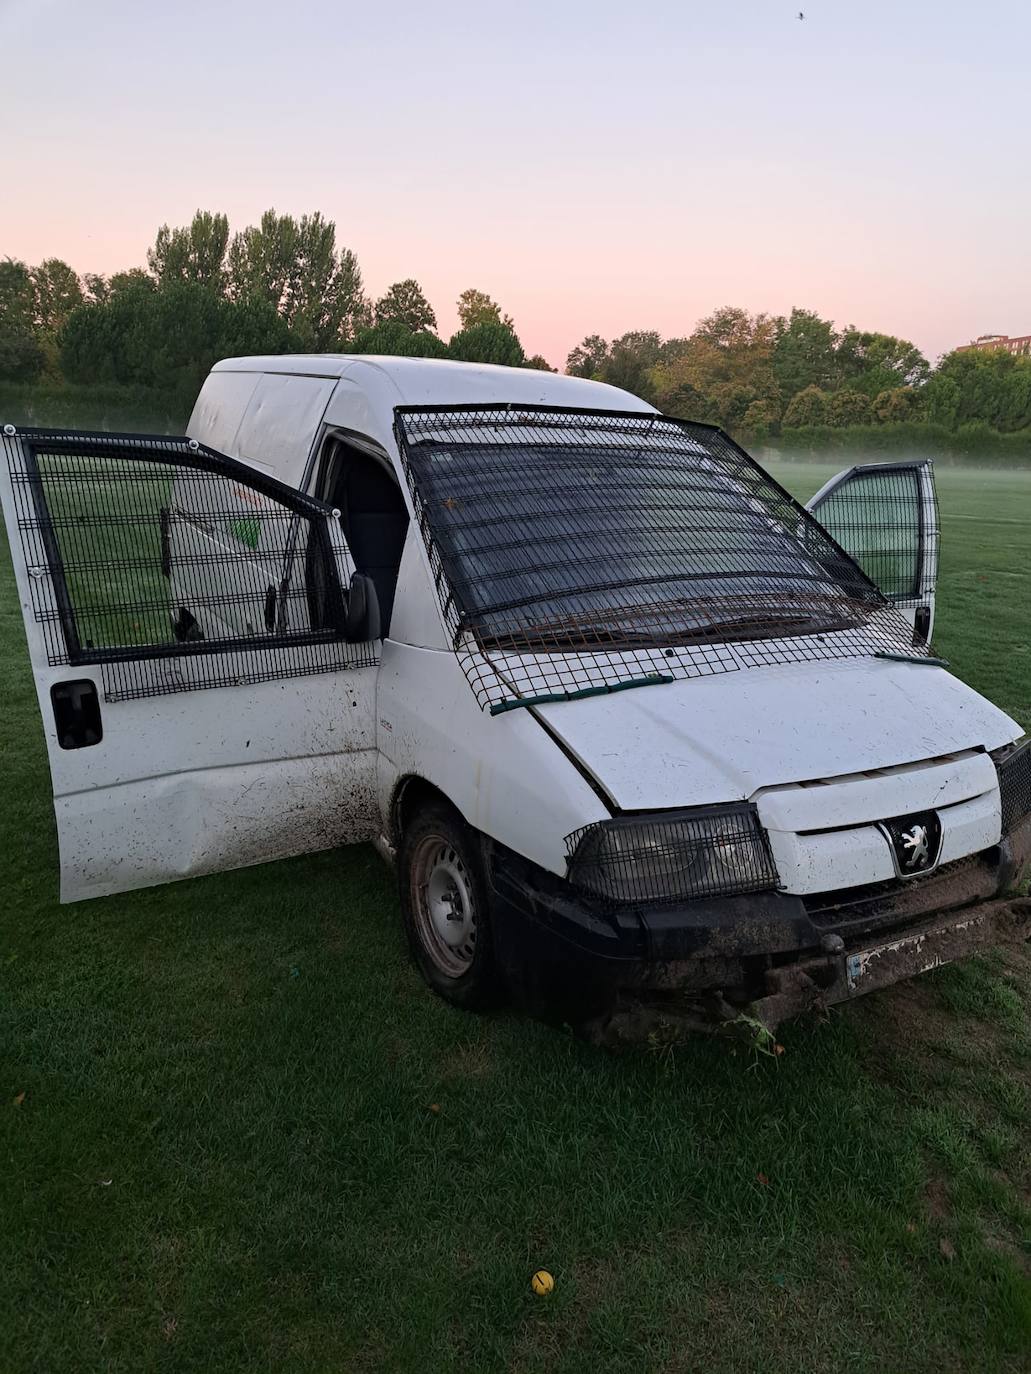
(1, 356, 1028, 1034)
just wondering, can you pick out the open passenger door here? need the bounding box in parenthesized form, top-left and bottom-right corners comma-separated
(806, 459, 939, 644)
(0, 425, 380, 902)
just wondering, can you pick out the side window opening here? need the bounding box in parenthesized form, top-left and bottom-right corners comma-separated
(812, 466, 923, 600)
(319, 436, 409, 637)
(3, 427, 371, 705)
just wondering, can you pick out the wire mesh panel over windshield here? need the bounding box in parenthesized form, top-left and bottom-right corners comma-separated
(3, 427, 373, 702)
(394, 406, 928, 713)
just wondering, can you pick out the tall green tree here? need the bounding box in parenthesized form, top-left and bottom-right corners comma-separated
(650, 308, 779, 425)
(31, 259, 84, 335)
(873, 387, 918, 423)
(350, 320, 448, 359)
(826, 388, 873, 426)
(448, 320, 525, 366)
(290, 213, 368, 348)
(61, 281, 295, 401)
(147, 211, 230, 292)
(836, 328, 929, 396)
(601, 331, 663, 399)
(566, 334, 609, 378)
(0, 258, 45, 381)
(693, 305, 776, 354)
(783, 385, 831, 428)
(741, 397, 781, 441)
(227, 210, 369, 348)
(921, 373, 961, 426)
(374, 279, 437, 334)
(772, 309, 839, 398)
(227, 211, 299, 309)
(83, 268, 155, 304)
(456, 288, 513, 331)
(922, 348, 1031, 432)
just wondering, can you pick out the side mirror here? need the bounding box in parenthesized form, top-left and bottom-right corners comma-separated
(345, 572, 382, 642)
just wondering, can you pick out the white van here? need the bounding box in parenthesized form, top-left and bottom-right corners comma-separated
(2, 356, 1028, 1034)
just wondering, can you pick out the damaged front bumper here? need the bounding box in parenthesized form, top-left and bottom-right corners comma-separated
(730, 894, 1031, 1036)
(486, 813, 1031, 1029)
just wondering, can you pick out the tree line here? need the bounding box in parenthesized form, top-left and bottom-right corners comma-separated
(2, 208, 1031, 446)
(566, 310, 1031, 442)
(0, 209, 553, 411)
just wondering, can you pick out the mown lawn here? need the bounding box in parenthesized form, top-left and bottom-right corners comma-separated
(1, 460, 1029, 1373)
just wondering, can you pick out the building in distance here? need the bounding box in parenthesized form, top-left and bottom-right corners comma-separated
(957, 333, 1031, 356)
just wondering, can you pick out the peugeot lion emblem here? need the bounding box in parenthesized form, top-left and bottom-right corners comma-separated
(877, 811, 943, 878)
(899, 823, 930, 869)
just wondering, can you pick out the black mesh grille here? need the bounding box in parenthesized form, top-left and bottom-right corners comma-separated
(565, 805, 780, 905)
(3, 426, 376, 701)
(802, 854, 987, 932)
(394, 406, 928, 712)
(811, 463, 938, 604)
(996, 738, 1031, 834)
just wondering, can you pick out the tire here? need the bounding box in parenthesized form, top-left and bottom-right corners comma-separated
(398, 800, 503, 1010)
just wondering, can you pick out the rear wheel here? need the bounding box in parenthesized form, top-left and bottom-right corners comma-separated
(398, 802, 502, 1010)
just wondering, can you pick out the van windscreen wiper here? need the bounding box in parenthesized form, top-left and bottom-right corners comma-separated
(479, 611, 854, 654)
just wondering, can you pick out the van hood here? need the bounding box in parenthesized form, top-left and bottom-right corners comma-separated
(533, 657, 1020, 811)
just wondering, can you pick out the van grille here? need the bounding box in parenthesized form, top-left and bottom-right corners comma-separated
(802, 853, 991, 933)
(996, 739, 1031, 834)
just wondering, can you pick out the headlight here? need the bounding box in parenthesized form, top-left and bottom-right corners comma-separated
(993, 737, 1031, 834)
(564, 804, 780, 905)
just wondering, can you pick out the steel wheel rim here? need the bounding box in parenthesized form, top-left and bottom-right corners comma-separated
(410, 834, 478, 978)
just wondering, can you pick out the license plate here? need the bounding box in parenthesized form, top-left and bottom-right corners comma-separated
(844, 911, 990, 992)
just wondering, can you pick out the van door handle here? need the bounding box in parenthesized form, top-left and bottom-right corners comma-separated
(264, 584, 277, 632)
(51, 679, 103, 749)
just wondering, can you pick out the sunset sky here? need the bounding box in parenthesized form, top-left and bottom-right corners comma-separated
(1, 0, 1028, 368)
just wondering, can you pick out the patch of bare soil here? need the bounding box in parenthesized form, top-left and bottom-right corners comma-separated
(993, 937, 1031, 987)
(846, 976, 972, 1079)
(981, 1227, 1031, 1278)
(924, 1173, 952, 1222)
(440, 1036, 494, 1080)
(847, 950, 1029, 1086)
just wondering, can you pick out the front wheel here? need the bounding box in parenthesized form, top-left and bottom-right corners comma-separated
(398, 802, 503, 1010)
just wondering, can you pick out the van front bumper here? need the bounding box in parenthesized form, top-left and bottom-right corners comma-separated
(485, 813, 1031, 1018)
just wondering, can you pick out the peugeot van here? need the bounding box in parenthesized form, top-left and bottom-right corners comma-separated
(2, 356, 1028, 1034)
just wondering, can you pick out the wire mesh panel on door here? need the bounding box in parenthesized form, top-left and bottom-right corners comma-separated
(810, 463, 938, 605)
(394, 405, 928, 713)
(2, 427, 375, 702)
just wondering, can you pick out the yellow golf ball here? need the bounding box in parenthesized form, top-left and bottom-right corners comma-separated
(531, 1269, 555, 1296)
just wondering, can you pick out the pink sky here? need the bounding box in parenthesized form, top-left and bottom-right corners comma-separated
(2, 0, 1028, 369)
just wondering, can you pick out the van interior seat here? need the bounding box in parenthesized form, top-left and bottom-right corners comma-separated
(328, 441, 409, 634)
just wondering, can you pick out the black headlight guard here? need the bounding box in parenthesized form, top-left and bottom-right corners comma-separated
(565, 803, 780, 907)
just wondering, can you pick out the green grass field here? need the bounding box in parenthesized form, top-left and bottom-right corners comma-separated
(1, 460, 1029, 1373)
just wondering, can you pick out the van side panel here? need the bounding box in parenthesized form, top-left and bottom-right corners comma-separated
(376, 641, 609, 876)
(233, 374, 337, 487)
(187, 371, 262, 454)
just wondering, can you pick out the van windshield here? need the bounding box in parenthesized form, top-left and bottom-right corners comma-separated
(397, 413, 885, 655)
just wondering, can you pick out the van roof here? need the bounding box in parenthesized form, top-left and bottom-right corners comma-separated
(211, 354, 655, 413)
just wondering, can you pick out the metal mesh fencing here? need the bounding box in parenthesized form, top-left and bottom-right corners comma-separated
(809, 463, 938, 604)
(394, 406, 928, 712)
(3, 427, 375, 701)
(996, 737, 1031, 834)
